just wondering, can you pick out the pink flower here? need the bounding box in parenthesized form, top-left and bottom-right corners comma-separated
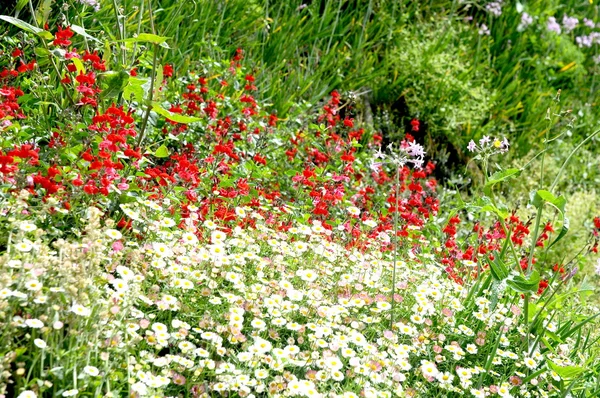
(112, 240, 124, 252)
(172, 372, 186, 385)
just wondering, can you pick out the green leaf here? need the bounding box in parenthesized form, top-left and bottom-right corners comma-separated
(123, 77, 146, 103)
(70, 24, 101, 43)
(479, 203, 508, 219)
(576, 276, 595, 304)
(100, 71, 129, 100)
(487, 257, 509, 281)
(125, 33, 171, 48)
(506, 270, 540, 293)
(548, 361, 586, 379)
(37, 0, 52, 27)
(34, 46, 50, 59)
(153, 64, 164, 101)
(0, 15, 53, 40)
(485, 168, 520, 187)
(15, 0, 28, 12)
(154, 145, 170, 158)
(119, 193, 138, 204)
(532, 190, 568, 247)
(532, 190, 566, 210)
(151, 102, 203, 124)
(70, 57, 85, 75)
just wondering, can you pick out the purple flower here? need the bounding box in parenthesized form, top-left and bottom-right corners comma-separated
(467, 140, 477, 152)
(584, 18, 596, 28)
(77, 0, 100, 11)
(576, 35, 593, 48)
(410, 158, 425, 170)
(547, 17, 562, 34)
(479, 136, 491, 146)
(595, 258, 600, 276)
(479, 24, 491, 36)
(562, 15, 579, 33)
(407, 142, 426, 158)
(485, 1, 503, 17)
(519, 12, 533, 30)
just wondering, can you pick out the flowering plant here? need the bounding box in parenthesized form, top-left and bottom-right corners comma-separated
(0, 2, 598, 398)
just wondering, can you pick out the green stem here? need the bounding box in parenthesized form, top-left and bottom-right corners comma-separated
(112, 0, 127, 66)
(131, 0, 145, 67)
(136, 43, 158, 148)
(28, 0, 76, 107)
(390, 163, 400, 329)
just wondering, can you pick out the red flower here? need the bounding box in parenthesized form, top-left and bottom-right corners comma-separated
(537, 279, 549, 295)
(53, 26, 74, 47)
(253, 154, 267, 166)
(163, 64, 174, 78)
(268, 114, 278, 127)
(410, 119, 420, 132)
(340, 152, 355, 163)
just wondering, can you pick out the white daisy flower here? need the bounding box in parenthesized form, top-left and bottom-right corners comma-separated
(84, 366, 100, 377)
(105, 229, 122, 240)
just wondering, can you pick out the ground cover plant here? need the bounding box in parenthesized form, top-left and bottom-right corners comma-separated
(0, 1, 599, 398)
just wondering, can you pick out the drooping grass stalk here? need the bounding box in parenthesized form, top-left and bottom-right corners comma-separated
(550, 127, 600, 192)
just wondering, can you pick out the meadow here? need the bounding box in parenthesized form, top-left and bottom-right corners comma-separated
(0, 0, 599, 397)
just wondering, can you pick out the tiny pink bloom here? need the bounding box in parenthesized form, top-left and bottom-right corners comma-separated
(172, 372, 186, 385)
(112, 240, 124, 252)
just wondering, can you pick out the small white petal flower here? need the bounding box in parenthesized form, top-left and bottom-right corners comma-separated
(34, 338, 47, 349)
(84, 366, 100, 377)
(25, 319, 44, 328)
(17, 391, 37, 398)
(70, 303, 92, 317)
(19, 222, 37, 232)
(15, 240, 33, 252)
(105, 229, 122, 240)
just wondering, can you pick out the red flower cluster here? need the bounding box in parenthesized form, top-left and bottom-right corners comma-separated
(53, 26, 74, 47)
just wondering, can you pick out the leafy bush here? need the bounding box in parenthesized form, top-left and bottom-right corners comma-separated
(377, 20, 495, 164)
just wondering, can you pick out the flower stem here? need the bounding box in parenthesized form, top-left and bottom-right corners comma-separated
(390, 164, 400, 329)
